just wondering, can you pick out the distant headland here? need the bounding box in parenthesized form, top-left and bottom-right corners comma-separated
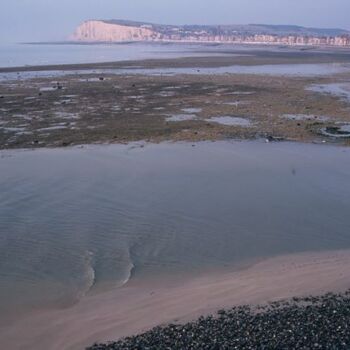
(71, 19, 350, 46)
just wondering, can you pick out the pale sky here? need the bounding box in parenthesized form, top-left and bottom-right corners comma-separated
(1, 0, 350, 42)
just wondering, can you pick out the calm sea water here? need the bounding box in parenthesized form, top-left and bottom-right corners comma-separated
(2, 63, 350, 82)
(1, 141, 350, 324)
(0, 42, 224, 68)
(2, 43, 350, 81)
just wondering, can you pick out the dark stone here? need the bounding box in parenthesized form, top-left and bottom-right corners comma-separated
(324, 127, 350, 136)
(266, 135, 284, 142)
(87, 291, 350, 350)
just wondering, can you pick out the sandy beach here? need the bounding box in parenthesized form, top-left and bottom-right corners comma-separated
(1, 249, 350, 349)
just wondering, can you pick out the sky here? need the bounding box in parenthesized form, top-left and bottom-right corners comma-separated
(1, 0, 350, 42)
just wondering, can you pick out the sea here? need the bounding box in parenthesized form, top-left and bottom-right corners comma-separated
(1, 141, 350, 324)
(0, 42, 230, 68)
(1, 43, 350, 82)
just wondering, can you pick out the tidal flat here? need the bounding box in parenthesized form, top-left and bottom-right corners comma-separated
(1, 47, 350, 149)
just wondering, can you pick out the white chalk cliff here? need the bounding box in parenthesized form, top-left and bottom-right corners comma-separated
(71, 21, 159, 42)
(71, 20, 350, 47)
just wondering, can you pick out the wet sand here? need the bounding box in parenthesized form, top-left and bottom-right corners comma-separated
(1, 249, 350, 350)
(1, 70, 350, 149)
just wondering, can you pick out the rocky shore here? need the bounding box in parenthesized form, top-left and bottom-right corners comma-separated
(88, 291, 350, 349)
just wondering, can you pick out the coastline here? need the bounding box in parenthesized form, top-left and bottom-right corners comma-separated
(2, 47, 350, 73)
(1, 50, 350, 150)
(1, 44, 350, 350)
(2, 249, 350, 350)
(89, 290, 350, 349)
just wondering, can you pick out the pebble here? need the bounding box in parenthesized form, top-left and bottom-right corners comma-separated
(87, 291, 350, 349)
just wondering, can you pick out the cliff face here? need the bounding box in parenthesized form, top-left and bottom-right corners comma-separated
(71, 20, 159, 42)
(71, 20, 350, 47)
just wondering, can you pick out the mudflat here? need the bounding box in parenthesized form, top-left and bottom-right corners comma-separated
(1, 47, 350, 150)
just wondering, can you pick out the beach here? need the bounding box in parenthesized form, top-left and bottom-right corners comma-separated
(1, 138, 350, 349)
(1, 43, 350, 349)
(2, 250, 350, 349)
